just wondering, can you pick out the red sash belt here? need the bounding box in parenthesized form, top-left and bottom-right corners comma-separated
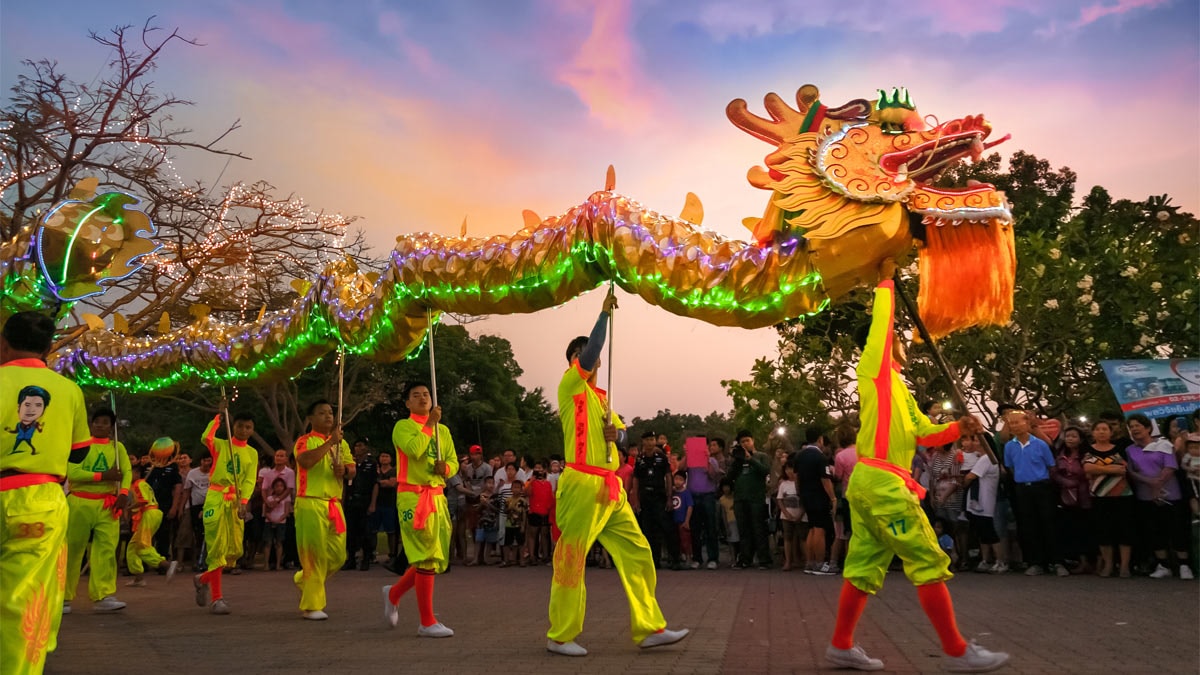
(132, 504, 158, 533)
(299, 495, 346, 534)
(0, 472, 59, 492)
(71, 490, 120, 518)
(859, 457, 927, 500)
(209, 483, 238, 501)
(566, 463, 620, 503)
(398, 483, 443, 530)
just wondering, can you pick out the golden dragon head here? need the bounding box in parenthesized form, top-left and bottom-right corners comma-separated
(727, 85, 1015, 338)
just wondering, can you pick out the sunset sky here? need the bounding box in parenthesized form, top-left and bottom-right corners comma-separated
(3, 0, 1197, 421)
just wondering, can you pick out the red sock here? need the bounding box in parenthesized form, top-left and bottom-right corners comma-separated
(388, 567, 417, 605)
(916, 582, 967, 657)
(208, 568, 223, 601)
(831, 580, 870, 650)
(415, 570, 436, 627)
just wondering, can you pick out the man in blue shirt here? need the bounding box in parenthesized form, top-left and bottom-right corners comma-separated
(1002, 410, 1063, 577)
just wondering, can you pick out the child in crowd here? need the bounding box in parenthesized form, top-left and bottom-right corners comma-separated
(718, 481, 739, 567)
(526, 462, 554, 565)
(475, 477, 499, 565)
(126, 461, 179, 586)
(503, 480, 529, 567)
(776, 463, 805, 571)
(263, 477, 292, 571)
(672, 473, 694, 566)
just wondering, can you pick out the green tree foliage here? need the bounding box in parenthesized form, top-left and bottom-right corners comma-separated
(624, 409, 735, 459)
(724, 151, 1199, 427)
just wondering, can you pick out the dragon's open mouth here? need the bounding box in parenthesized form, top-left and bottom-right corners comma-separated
(879, 115, 1009, 185)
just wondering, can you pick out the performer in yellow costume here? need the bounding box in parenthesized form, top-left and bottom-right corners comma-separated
(546, 292, 688, 657)
(825, 260, 1008, 673)
(124, 447, 177, 585)
(193, 402, 258, 615)
(293, 400, 354, 620)
(382, 382, 458, 637)
(0, 312, 91, 675)
(64, 407, 135, 613)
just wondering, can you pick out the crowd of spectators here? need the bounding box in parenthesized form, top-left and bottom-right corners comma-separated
(102, 405, 1198, 589)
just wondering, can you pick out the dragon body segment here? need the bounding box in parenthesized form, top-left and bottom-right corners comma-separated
(5, 84, 1016, 392)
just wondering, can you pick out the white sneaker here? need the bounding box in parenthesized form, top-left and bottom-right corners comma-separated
(990, 561, 1009, 574)
(382, 585, 398, 628)
(125, 578, 146, 587)
(417, 622, 454, 638)
(1149, 564, 1172, 579)
(1055, 564, 1070, 577)
(193, 574, 210, 607)
(688, 560, 701, 570)
(62, 602, 71, 615)
(825, 644, 884, 671)
(706, 560, 718, 570)
(546, 639, 587, 656)
(93, 596, 126, 612)
(302, 610, 328, 620)
(943, 640, 1010, 672)
(1180, 565, 1194, 580)
(210, 598, 231, 615)
(165, 560, 179, 584)
(1024, 565, 1044, 576)
(975, 560, 993, 573)
(639, 627, 689, 649)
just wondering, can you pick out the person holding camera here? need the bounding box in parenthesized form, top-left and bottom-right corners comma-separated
(728, 430, 773, 569)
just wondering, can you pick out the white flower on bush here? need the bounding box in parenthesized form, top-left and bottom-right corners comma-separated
(1044, 298, 1059, 309)
(1134, 312, 1149, 325)
(1120, 266, 1139, 278)
(1150, 282, 1162, 292)
(1078, 293, 1092, 305)
(1157, 311, 1169, 321)
(1133, 345, 1144, 353)
(1089, 302, 1100, 316)
(1033, 264, 1046, 278)
(1139, 334, 1154, 347)
(1076, 274, 1093, 289)
(1049, 248, 1062, 260)
(1084, 336, 1094, 345)
(985, 353, 996, 362)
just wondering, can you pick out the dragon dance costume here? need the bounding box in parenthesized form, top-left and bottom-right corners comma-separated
(385, 416, 458, 628)
(547, 310, 667, 645)
(195, 415, 257, 606)
(64, 437, 130, 605)
(293, 432, 354, 613)
(0, 358, 90, 675)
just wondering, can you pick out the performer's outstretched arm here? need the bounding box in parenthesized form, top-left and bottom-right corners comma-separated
(577, 309, 609, 373)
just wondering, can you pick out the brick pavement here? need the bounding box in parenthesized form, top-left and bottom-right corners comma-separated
(47, 564, 1197, 674)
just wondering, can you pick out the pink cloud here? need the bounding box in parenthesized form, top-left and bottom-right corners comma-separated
(375, 10, 446, 80)
(1071, 0, 1170, 28)
(554, 0, 661, 131)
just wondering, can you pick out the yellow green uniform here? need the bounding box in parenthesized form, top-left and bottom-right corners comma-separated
(548, 361, 666, 644)
(844, 280, 962, 594)
(200, 415, 257, 571)
(126, 479, 165, 574)
(392, 416, 458, 572)
(1, 358, 90, 675)
(65, 438, 130, 602)
(293, 432, 353, 612)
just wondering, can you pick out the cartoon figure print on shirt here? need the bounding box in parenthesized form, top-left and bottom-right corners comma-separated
(9, 385, 50, 455)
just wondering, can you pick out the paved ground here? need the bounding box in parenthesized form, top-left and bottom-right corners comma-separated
(49, 563, 1197, 674)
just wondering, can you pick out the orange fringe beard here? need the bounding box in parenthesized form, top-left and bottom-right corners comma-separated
(916, 217, 1016, 340)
